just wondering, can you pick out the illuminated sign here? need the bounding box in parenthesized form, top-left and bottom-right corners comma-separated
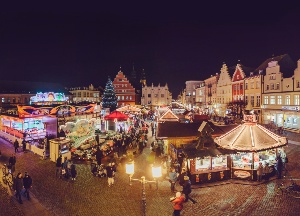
(30, 92, 69, 103)
(282, 106, 299, 111)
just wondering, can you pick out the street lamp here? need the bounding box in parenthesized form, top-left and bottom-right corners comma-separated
(125, 160, 162, 216)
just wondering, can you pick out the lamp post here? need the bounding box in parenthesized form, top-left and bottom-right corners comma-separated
(126, 160, 162, 216)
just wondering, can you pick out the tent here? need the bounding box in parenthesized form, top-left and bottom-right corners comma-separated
(104, 111, 129, 121)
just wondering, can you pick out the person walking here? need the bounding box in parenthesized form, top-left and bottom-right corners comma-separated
(22, 139, 27, 152)
(106, 163, 114, 187)
(257, 162, 263, 182)
(14, 139, 19, 153)
(182, 176, 196, 204)
(95, 147, 104, 166)
(276, 155, 283, 179)
(169, 168, 178, 192)
(8, 154, 17, 173)
(70, 162, 77, 181)
(56, 155, 62, 178)
(95, 134, 100, 145)
(13, 172, 24, 204)
(178, 168, 187, 187)
(23, 172, 32, 200)
(171, 192, 185, 216)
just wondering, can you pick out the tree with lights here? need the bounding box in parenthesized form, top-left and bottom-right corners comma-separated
(102, 77, 118, 111)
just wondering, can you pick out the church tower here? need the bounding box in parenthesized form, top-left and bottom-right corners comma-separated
(140, 68, 147, 87)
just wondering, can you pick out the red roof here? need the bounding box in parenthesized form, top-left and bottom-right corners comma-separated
(104, 111, 129, 121)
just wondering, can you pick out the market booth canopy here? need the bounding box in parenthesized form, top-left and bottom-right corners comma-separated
(214, 115, 288, 152)
(116, 105, 141, 113)
(104, 111, 129, 121)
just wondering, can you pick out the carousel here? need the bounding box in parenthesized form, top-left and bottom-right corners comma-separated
(214, 114, 288, 180)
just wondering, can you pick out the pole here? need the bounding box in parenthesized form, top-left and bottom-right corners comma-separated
(141, 176, 146, 216)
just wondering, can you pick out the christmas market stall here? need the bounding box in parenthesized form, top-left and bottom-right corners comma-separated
(214, 114, 288, 181)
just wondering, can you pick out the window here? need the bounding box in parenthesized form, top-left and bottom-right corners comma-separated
(192, 91, 195, 96)
(297, 81, 300, 88)
(122, 96, 124, 100)
(270, 74, 276, 80)
(161, 94, 164, 97)
(234, 85, 237, 90)
(270, 96, 275, 104)
(148, 94, 151, 97)
(245, 96, 248, 104)
(126, 96, 128, 100)
(256, 95, 260, 107)
(250, 82, 254, 89)
(277, 96, 282, 105)
(12, 98, 16, 103)
(78, 92, 81, 97)
(264, 96, 269, 104)
(154, 94, 158, 97)
(119, 79, 122, 81)
(118, 96, 120, 100)
(271, 83, 274, 90)
(251, 96, 254, 106)
(240, 85, 243, 90)
(276, 83, 280, 90)
(7, 98, 10, 103)
(130, 96, 132, 100)
(83, 92, 86, 97)
(1, 97, 5, 103)
(266, 85, 269, 90)
(285, 95, 290, 105)
(294, 95, 300, 105)
(256, 81, 260, 89)
(245, 82, 248, 90)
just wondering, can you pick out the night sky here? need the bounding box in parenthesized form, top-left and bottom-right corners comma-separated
(0, 2, 299, 97)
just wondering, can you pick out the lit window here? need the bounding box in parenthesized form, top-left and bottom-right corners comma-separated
(276, 83, 280, 90)
(294, 95, 299, 105)
(270, 96, 275, 104)
(264, 96, 269, 104)
(266, 85, 269, 90)
(256, 95, 260, 107)
(277, 96, 282, 105)
(2, 98, 5, 103)
(285, 95, 290, 105)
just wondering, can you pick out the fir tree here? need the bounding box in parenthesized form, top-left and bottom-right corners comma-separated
(102, 77, 118, 111)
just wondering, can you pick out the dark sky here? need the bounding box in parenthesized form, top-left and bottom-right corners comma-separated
(0, 2, 299, 96)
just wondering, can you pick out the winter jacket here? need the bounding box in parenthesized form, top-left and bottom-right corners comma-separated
(56, 157, 62, 167)
(70, 164, 77, 178)
(14, 177, 23, 192)
(257, 165, 263, 176)
(23, 175, 32, 189)
(183, 180, 192, 195)
(172, 196, 185, 210)
(169, 171, 178, 183)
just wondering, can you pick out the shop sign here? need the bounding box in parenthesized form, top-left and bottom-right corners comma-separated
(282, 106, 299, 111)
(220, 171, 224, 179)
(196, 174, 200, 183)
(234, 170, 251, 179)
(207, 173, 212, 181)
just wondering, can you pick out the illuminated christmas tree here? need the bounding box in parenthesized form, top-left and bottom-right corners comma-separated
(102, 77, 118, 111)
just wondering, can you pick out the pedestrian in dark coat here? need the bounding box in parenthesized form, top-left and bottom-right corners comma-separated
(23, 172, 32, 200)
(178, 168, 187, 186)
(22, 139, 26, 152)
(95, 134, 100, 145)
(70, 163, 77, 181)
(276, 155, 283, 179)
(182, 176, 196, 204)
(8, 154, 16, 173)
(56, 155, 62, 177)
(95, 147, 104, 165)
(14, 139, 19, 153)
(14, 172, 24, 204)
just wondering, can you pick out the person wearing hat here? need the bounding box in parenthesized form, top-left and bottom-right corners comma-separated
(182, 176, 197, 204)
(257, 162, 263, 182)
(23, 172, 33, 200)
(171, 192, 185, 216)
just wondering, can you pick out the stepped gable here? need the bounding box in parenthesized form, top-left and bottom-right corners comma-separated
(253, 54, 296, 77)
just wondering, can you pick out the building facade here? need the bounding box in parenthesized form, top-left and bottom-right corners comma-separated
(262, 60, 300, 131)
(69, 84, 101, 104)
(141, 83, 172, 108)
(113, 70, 136, 107)
(216, 64, 232, 116)
(185, 80, 204, 109)
(204, 73, 219, 115)
(244, 71, 263, 122)
(195, 82, 206, 110)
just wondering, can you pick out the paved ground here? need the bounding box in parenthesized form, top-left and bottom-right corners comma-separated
(1, 128, 300, 216)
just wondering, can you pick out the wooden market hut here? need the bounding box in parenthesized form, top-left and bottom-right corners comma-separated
(104, 111, 129, 132)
